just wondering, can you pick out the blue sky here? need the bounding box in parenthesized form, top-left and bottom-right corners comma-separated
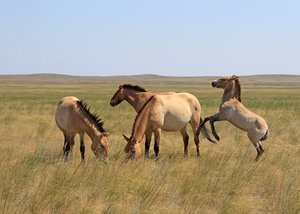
(0, 0, 299, 76)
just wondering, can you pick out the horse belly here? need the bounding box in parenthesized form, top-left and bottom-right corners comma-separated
(228, 119, 248, 131)
(162, 112, 190, 131)
(223, 103, 250, 131)
(229, 111, 260, 131)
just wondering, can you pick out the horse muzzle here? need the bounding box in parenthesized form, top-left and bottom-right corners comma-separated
(211, 81, 218, 87)
(110, 100, 116, 106)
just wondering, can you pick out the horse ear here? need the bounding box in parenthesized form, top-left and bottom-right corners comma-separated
(118, 85, 122, 89)
(103, 132, 110, 137)
(232, 75, 239, 80)
(122, 134, 130, 142)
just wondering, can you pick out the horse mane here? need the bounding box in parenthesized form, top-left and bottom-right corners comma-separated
(121, 84, 147, 92)
(76, 100, 106, 133)
(131, 95, 155, 137)
(234, 79, 242, 102)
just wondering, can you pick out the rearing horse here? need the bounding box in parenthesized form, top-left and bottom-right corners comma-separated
(110, 84, 216, 157)
(198, 75, 269, 161)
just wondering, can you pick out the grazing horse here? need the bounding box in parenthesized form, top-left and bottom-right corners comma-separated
(111, 84, 216, 157)
(198, 75, 269, 161)
(122, 92, 216, 159)
(55, 96, 110, 161)
(110, 85, 173, 157)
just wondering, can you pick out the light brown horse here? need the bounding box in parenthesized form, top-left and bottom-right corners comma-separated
(55, 96, 110, 161)
(198, 76, 269, 161)
(111, 84, 216, 157)
(122, 92, 216, 159)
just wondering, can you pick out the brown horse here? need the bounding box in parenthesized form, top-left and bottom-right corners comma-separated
(198, 76, 269, 161)
(111, 84, 216, 157)
(122, 92, 216, 159)
(55, 96, 110, 161)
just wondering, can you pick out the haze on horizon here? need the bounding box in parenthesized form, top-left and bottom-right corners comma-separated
(0, 0, 299, 77)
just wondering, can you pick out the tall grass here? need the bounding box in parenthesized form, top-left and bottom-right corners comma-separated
(0, 76, 299, 213)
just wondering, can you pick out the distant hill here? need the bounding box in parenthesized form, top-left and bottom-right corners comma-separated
(0, 73, 299, 87)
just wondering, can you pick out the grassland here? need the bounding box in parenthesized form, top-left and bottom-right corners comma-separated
(0, 74, 299, 213)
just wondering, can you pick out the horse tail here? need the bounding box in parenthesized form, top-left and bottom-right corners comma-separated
(198, 117, 217, 144)
(260, 129, 269, 141)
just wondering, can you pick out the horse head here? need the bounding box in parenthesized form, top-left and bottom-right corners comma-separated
(92, 132, 110, 161)
(110, 85, 125, 106)
(110, 84, 147, 107)
(212, 75, 239, 89)
(123, 134, 142, 159)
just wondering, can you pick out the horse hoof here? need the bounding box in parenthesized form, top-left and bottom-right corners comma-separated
(255, 155, 262, 162)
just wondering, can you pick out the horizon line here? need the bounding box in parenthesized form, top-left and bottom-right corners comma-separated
(0, 72, 300, 78)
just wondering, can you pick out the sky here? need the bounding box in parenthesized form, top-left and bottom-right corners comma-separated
(0, 0, 299, 76)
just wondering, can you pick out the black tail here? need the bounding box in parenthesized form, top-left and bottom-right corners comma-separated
(197, 117, 217, 144)
(260, 129, 269, 141)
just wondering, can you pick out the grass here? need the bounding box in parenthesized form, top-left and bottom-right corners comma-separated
(0, 75, 299, 213)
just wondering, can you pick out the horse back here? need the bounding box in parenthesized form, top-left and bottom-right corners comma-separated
(148, 93, 200, 131)
(154, 93, 200, 113)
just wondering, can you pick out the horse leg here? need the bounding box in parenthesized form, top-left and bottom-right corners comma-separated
(253, 141, 264, 162)
(154, 129, 161, 157)
(67, 134, 75, 160)
(79, 132, 85, 161)
(248, 130, 264, 161)
(64, 134, 74, 160)
(209, 113, 224, 141)
(211, 114, 222, 141)
(64, 141, 71, 158)
(190, 120, 200, 156)
(210, 120, 220, 141)
(145, 130, 152, 158)
(180, 127, 189, 156)
(258, 142, 264, 153)
(63, 132, 68, 154)
(196, 117, 210, 135)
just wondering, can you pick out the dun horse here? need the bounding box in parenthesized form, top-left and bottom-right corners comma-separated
(110, 85, 175, 157)
(123, 92, 216, 159)
(198, 76, 269, 161)
(55, 96, 110, 161)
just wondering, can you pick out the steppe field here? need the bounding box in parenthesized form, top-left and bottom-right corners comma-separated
(0, 74, 299, 214)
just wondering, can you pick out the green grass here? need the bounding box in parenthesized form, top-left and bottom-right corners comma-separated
(0, 75, 299, 213)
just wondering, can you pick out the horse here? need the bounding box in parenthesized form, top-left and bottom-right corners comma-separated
(111, 84, 216, 157)
(198, 75, 269, 161)
(110, 84, 177, 157)
(122, 92, 217, 159)
(55, 96, 110, 161)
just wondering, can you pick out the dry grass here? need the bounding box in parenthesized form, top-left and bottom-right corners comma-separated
(0, 75, 299, 213)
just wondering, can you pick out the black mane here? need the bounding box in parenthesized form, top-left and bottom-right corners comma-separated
(121, 84, 147, 92)
(76, 100, 106, 133)
(131, 95, 155, 137)
(235, 79, 242, 102)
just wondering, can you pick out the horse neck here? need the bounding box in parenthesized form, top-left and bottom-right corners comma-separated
(123, 89, 153, 112)
(132, 106, 151, 142)
(221, 81, 239, 104)
(221, 88, 234, 103)
(81, 117, 101, 143)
